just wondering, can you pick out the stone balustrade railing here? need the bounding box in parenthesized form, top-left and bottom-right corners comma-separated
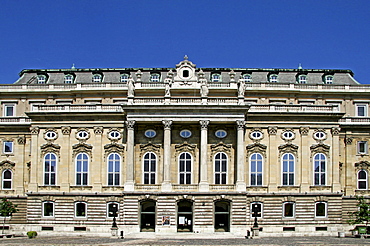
(249, 104, 339, 113)
(32, 104, 124, 112)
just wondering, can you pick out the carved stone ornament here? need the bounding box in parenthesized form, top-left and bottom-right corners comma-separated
(299, 127, 309, 136)
(278, 143, 298, 156)
(345, 137, 353, 145)
(126, 120, 136, 130)
(283, 196, 296, 202)
(42, 196, 55, 202)
(174, 56, 197, 84)
(176, 195, 194, 201)
(0, 160, 15, 170)
(249, 196, 263, 202)
(61, 126, 71, 135)
(175, 142, 197, 158)
(214, 195, 232, 202)
(135, 70, 142, 82)
(355, 161, 370, 170)
(17, 136, 26, 145)
(229, 70, 236, 82)
(268, 126, 278, 135)
(104, 143, 125, 160)
(162, 120, 173, 129)
(30, 126, 40, 135)
(315, 196, 328, 202)
(74, 196, 87, 202)
(94, 126, 103, 135)
(310, 143, 330, 156)
(72, 143, 93, 159)
(210, 142, 232, 155)
(200, 120, 210, 129)
(138, 195, 157, 202)
(139, 143, 161, 159)
(236, 120, 245, 130)
(105, 196, 121, 202)
(331, 127, 341, 135)
(246, 143, 267, 158)
(40, 143, 61, 158)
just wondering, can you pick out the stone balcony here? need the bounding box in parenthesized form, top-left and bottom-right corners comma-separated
(31, 104, 124, 113)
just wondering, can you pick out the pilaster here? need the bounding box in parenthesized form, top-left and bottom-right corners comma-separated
(28, 126, 40, 192)
(125, 120, 135, 191)
(299, 127, 310, 192)
(331, 127, 341, 192)
(162, 120, 172, 191)
(236, 120, 246, 191)
(199, 120, 209, 191)
(267, 126, 277, 192)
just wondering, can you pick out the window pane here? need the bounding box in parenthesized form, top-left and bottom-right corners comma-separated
(316, 203, 326, 217)
(284, 203, 294, 217)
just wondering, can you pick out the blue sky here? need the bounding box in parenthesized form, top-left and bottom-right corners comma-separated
(0, 0, 369, 84)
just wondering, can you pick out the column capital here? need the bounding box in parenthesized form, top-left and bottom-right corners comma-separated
(236, 120, 245, 129)
(30, 126, 40, 135)
(268, 126, 277, 135)
(299, 126, 310, 135)
(200, 120, 210, 129)
(126, 120, 136, 129)
(162, 120, 173, 129)
(331, 127, 341, 136)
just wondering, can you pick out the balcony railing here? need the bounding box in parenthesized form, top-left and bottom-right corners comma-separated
(249, 104, 339, 113)
(31, 104, 124, 113)
(339, 117, 370, 124)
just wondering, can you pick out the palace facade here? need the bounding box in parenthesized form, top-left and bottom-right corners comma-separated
(0, 57, 369, 237)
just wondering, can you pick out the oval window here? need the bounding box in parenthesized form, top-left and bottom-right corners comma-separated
(250, 131, 263, 140)
(77, 131, 89, 139)
(314, 131, 326, 140)
(109, 131, 121, 139)
(180, 129, 192, 138)
(215, 130, 227, 138)
(282, 131, 295, 140)
(45, 131, 57, 140)
(145, 129, 156, 138)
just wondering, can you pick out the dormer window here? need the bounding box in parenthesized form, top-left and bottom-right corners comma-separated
(269, 74, 278, 83)
(121, 74, 129, 83)
(324, 75, 333, 84)
(211, 73, 221, 82)
(64, 74, 74, 84)
(150, 73, 160, 82)
(37, 75, 47, 84)
(92, 74, 102, 83)
(298, 75, 307, 84)
(243, 74, 252, 82)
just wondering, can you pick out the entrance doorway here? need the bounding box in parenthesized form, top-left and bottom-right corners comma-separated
(214, 200, 230, 232)
(177, 200, 193, 232)
(140, 200, 156, 232)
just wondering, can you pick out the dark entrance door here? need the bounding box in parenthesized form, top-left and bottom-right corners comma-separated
(140, 200, 156, 232)
(214, 200, 230, 232)
(177, 200, 193, 232)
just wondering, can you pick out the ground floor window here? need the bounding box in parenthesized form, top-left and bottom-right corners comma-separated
(107, 202, 119, 218)
(251, 202, 263, 218)
(43, 201, 54, 217)
(315, 201, 327, 218)
(214, 200, 230, 232)
(140, 200, 156, 232)
(177, 200, 193, 232)
(283, 202, 295, 218)
(75, 202, 87, 218)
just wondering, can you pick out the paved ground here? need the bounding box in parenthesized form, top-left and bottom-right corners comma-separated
(0, 236, 370, 246)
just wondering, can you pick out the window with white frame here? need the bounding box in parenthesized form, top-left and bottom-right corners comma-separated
(298, 75, 307, 84)
(250, 153, 263, 186)
(37, 75, 47, 84)
(356, 104, 367, 117)
(2, 169, 12, 190)
(107, 202, 119, 218)
(250, 202, 263, 218)
(44, 153, 57, 186)
(315, 201, 327, 217)
(143, 152, 156, 184)
(107, 153, 120, 186)
(3, 141, 13, 154)
(282, 153, 295, 186)
(314, 153, 326, 186)
(269, 74, 278, 83)
(358, 141, 368, 154)
(92, 74, 102, 83)
(150, 73, 160, 82)
(283, 202, 295, 218)
(324, 75, 333, 84)
(43, 201, 54, 217)
(358, 170, 367, 190)
(179, 152, 192, 184)
(214, 152, 227, 184)
(120, 74, 129, 83)
(75, 202, 87, 217)
(3, 104, 15, 117)
(76, 153, 89, 186)
(64, 74, 74, 84)
(211, 73, 221, 82)
(243, 74, 252, 82)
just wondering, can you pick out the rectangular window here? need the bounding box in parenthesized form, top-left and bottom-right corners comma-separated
(358, 141, 368, 154)
(75, 202, 86, 217)
(283, 202, 295, 218)
(43, 202, 54, 217)
(3, 142, 13, 154)
(3, 104, 15, 117)
(356, 104, 367, 117)
(315, 202, 327, 218)
(251, 202, 263, 218)
(107, 202, 119, 218)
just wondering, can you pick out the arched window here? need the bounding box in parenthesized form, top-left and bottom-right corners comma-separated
(243, 74, 252, 83)
(76, 153, 89, 186)
(282, 153, 295, 186)
(250, 153, 263, 186)
(211, 73, 221, 82)
(107, 153, 121, 186)
(37, 75, 47, 84)
(314, 153, 326, 186)
(2, 169, 12, 190)
(120, 74, 129, 83)
(64, 74, 74, 84)
(143, 152, 156, 184)
(214, 152, 227, 184)
(214, 200, 230, 232)
(297, 75, 307, 84)
(150, 73, 160, 82)
(358, 170, 368, 190)
(179, 152, 192, 184)
(44, 153, 57, 186)
(269, 74, 278, 83)
(92, 74, 102, 83)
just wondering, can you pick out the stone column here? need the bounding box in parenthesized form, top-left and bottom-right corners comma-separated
(61, 126, 71, 192)
(268, 126, 278, 192)
(236, 120, 246, 191)
(93, 126, 103, 192)
(162, 120, 172, 191)
(299, 127, 310, 192)
(28, 126, 40, 192)
(331, 127, 341, 192)
(125, 120, 135, 191)
(345, 134, 354, 194)
(199, 120, 209, 191)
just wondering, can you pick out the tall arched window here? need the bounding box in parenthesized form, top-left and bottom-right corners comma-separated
(44, 153, 57, 186)
(107, 153, 121, 186)
(214, 152, 227, 184)
(76, 153, 89, 186)
(179, 152, 192, 184)
(2, 169, 12, 190)
(143, 152, 156, 184)
(282, 153, 295, 186)
(250, 153, 263, 186)
(314, 153, 326, 185)
(358, 170, 368, 190)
